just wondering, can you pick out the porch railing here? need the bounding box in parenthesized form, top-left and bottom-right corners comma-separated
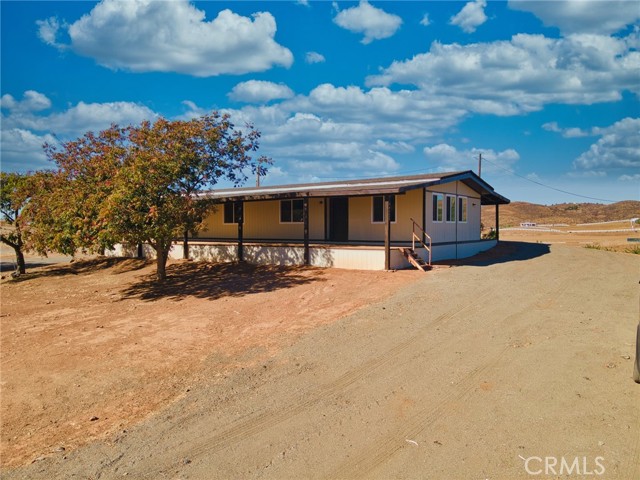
(409, 217, 432, 266)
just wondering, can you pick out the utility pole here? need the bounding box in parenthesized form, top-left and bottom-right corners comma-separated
(478, 153, 482, 178)
(256, 170, 260, 188)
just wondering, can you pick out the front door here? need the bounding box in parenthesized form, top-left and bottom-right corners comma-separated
(329, 197, 348, 242)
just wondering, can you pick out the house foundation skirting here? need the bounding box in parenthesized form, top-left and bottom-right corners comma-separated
(107, 239, 497, 270)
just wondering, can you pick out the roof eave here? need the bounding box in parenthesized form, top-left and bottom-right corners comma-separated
(427, 170, 511, 205)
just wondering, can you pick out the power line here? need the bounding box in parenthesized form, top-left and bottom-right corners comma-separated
(481, 157, 618, 203)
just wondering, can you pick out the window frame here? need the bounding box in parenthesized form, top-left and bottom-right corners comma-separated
(223, 201, 242, 224)
(458, 196, 468, 223)
(432, 193, 444, 223)
(371, 195, 396, 224)
(279, 199, 304, 224)
(446, 195, 456, 223)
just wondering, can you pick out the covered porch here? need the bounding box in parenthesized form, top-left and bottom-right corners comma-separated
(177, 171, 509, 270)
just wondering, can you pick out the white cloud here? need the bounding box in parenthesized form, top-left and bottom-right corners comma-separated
(38, 0, 293, 77)
(423, 143, 519, 173)
(333, 0, 402, 44)
(563, 127, 590, 139)
(305, 51, 326, 64)
(1, 91, 52, 112)
(212, 82, 476, 181)
(509, 0, 640, 35)
(178, 100, 208, 120)
(1, 93, 159, 172)
(215, 82, 473, 179)
(450, 0, 487, 33)
(228, 80, 294, 103)
(542, 122, 589, 138)
(573, 117, 640, 171)
(297, 84, 465, 130)
(420, 13, 431, 27)
(373, 139, 415, 153)
(542, 121, 561, 133)
(53, 101, 157, 133)
(5, 101, 156, 135)
(367, 32, 640, 115)
(619, 173, 640, 182)
(36, 16, 65, 49)
(288, 147, 400, 177)
(0, 128, 57, 172)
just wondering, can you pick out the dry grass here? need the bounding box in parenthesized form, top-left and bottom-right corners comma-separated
(584, 243, 640, 254)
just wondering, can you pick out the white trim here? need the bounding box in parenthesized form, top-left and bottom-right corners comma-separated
(204, 177, 443, 199)
(445, 194, 456, 223)
(432, 193, 444, 223)
(371, 195, 397, 224)
(458, 196, 468, 223)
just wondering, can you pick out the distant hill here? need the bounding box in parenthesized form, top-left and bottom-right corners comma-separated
(482, 200, 640, 229)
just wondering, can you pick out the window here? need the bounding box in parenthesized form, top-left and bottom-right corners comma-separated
(458, 197, 467, 222)
(432, 193, 444, 222)
(372, 195, 396, 223)
(280, 199, 304, 223)
(446, 195, 456, 222)
(223, 201, 242, 224)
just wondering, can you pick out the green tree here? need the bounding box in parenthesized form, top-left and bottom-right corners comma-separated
(105, 114, 269, 280)
(0, 172, 32, 274)
(28, 126, 127, 257)
(42, 113, 269, 281)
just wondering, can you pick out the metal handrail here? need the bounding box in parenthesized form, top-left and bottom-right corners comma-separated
(409, 217, 432, 266)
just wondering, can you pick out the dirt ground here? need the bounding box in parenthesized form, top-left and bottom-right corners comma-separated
(499, 228, 638, 251)
(2, 241, 639, 479)
(0, 253, 418, 469)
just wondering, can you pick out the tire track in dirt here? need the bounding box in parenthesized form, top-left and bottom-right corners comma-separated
(135, 270, 573, 479)
(114, 258, 574, 478)
(330, 270, 576, 479)
(329, 348, 509, 479)
(131, 289, 495, 479)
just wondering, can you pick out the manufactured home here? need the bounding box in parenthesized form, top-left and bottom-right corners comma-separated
(146, 170, 509, 271)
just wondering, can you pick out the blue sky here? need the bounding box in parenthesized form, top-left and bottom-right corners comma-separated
(1, 0, 639, 204)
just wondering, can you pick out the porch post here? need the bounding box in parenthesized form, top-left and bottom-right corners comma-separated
(183, 228, 189, 260)
(384, 194, 391, 270)
(495, 203, 500, 241)
(303, 197, 310, 265)
(237, 201, 244, 262)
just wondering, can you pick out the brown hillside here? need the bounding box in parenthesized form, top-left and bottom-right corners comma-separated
(482, 200, 640, 229)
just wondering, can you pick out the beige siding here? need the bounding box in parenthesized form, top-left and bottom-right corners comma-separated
(198, 205, 237, 238)
(425, 181, 481, 243)
(197, 182, 482, 244)
(348, 188, 423, 242)
(198, 199, 324, 240)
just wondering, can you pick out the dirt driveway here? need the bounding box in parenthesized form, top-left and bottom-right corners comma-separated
(0, 257, 417, 469)
(2, 242, 640, 479)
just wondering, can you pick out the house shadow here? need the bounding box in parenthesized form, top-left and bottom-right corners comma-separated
(120, 261, 324, 302)
(436, 241, 551, 268)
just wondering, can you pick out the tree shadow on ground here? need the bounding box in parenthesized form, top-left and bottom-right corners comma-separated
(436, 241, 551, 268)
(120, 261, 325, 302)
(5, 257, 150, 282)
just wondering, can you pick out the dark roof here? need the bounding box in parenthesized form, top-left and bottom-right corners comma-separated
(201, 170, 509, 205)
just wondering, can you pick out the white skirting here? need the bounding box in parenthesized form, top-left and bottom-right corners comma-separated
(107, 239, 498, 270)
